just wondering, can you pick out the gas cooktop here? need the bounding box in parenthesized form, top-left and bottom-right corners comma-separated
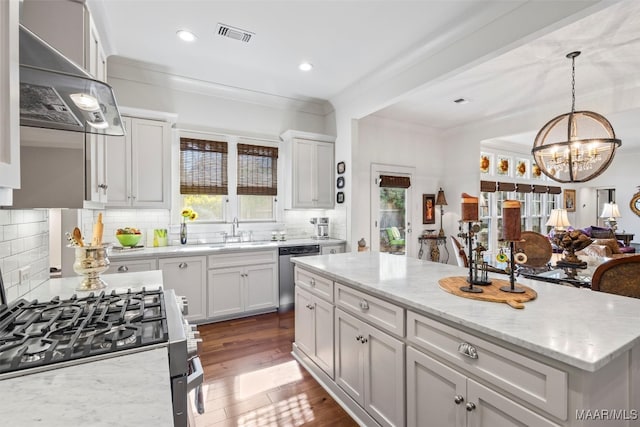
(0, 288, 169, 378)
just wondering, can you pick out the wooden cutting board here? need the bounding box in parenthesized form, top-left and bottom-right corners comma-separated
(439, 276, 537, 309)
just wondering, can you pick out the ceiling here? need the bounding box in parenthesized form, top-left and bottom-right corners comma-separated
(90, 0, 640, 150)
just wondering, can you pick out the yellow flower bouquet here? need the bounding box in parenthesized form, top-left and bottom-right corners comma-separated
(180, 208, 198, 244)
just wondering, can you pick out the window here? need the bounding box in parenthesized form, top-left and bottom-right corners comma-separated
(480, 180, 561, 255)
(180, 138, 228, 221)
(237, 143, 278, 221)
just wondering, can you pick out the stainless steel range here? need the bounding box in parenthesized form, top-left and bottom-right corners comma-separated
(0, 287, 203, 426)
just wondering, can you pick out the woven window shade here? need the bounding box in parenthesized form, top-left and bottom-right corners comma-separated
(237, 143, 278, 196)
(180, 138, 228, 195)
(533, 185, 548, 193)
(379, 175, 411, 188)
(480, 180, 497, 193)
(548, 186, 562, 195)
(516, 184, 532, 193)
(497, 182, 516, 192)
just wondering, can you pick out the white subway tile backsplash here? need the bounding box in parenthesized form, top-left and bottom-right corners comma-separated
(0, 210, 49, 302)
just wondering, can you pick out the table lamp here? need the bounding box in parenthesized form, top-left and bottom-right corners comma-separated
(435, 188, 448, 238)
(600, 202, 621, 231)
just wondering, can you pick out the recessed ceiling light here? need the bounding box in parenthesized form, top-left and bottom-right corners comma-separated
(454, 98, 469, 104)
(176, 30, 197, 42)
(299, 62, 313, 72)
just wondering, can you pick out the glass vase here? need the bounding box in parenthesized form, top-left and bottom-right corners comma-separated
(180, 222, 187, 244)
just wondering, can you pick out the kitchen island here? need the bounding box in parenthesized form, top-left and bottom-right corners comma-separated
(292, 252, 640, 427)
(0, 271, 175, 427)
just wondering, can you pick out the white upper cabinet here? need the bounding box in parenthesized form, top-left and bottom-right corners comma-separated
(280, 130, 335, 209)
(0, 0, 20, 205)
(106, 116, 171, 208)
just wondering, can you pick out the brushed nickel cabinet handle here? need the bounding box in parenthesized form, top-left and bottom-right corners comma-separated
(118, 265, 128, 272)
(310, 278, 316, 286)
(359, 300, 369, 311)
(178, 262, 188, 269)
(458, 342, 478, 359)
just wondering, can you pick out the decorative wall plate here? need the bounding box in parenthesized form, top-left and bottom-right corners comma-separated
(515, 158, 529, 179)
(480, 152, 493, 175)
(631, 190, 640, 217)
(496, 156, 512, 176)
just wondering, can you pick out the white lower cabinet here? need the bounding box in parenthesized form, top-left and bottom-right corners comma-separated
(159, 256, 206, 322)
(207, 251, 278, 320)
(335, 308, 405, 427)
(406, 347, 560, 427)
(295, 286, 334, 378)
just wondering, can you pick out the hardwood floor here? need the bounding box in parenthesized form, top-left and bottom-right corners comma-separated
(193, 311, 358, 427)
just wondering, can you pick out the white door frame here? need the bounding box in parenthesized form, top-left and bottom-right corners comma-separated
(370, 163, 416, 257)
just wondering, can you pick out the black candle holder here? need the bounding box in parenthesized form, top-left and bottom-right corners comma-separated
(460, 221, 483, 293)
(500, 241, 526, 294)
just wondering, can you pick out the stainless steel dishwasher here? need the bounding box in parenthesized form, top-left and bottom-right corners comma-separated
(278, 244, 320, 312)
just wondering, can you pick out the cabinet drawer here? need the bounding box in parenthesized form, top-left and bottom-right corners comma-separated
(208, 250, 276, 269)
(295, 267, 333, 302)
(335, 283, 404, 338)
(407, 310, 567, 420)
(109, 258, 158, 273)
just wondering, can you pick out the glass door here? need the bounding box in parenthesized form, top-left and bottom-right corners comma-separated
(370, 164, 414, 257)
(378, 187, 407, 254)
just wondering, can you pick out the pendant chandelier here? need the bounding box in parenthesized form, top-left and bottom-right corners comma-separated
(531, 51, 621, 183)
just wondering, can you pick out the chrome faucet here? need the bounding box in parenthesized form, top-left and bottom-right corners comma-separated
(232, 217, 239, 237)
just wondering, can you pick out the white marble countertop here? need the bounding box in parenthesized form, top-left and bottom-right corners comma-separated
(1, 270, 174, 426)
(0, 348, 174, 427)
(108, 237, 345, 259)
(293, 252, 640, 372)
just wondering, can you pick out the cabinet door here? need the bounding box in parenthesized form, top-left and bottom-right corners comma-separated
(314, 141, 334, 208)
(159, 256, 206, 322)
(292, 139, 316, 208)
(406, 347, 466, 427)
(208, 267, 243, 319)
(109, 258, 158, 274)
(467, 380, 560, 427)
(244, 264, 277, 312)
(335, 309, 365, 406)
(0, 0, 20, 197)
(106, 116, 132, 207)
(364, 323, 405, 427)
(86, 133, 108, 204)
(313, 295, 334, 378)
(295, 287, 315, 358)
(130, 118, 170, 208)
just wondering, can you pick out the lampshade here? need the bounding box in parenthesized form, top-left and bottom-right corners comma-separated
(600, 202, 621, 219)
(435, 188, 447, 206)
(546, 208, 571, 230)
(531, 52, 621, 183)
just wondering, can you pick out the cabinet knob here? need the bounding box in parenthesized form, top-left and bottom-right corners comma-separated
(465, 402, 476, 412)
(361, 337, 368, 344)
(310, 278, 316, 286)
(178, 262, 188, 269)
(330, 249, 336, 254)
(355, 335, 363, 342)
(118, 265, 129, 272)
(454, 395, 464, 405)
(98, 183, 108, 190)
(359, 300, 369, 311)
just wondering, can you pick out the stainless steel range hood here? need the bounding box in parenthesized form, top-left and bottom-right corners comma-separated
(19, 24, 125, 136)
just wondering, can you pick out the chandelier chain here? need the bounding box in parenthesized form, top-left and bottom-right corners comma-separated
(571, 55, 576, 113)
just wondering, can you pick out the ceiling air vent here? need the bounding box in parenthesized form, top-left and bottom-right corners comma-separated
(217, 23, 254, 43)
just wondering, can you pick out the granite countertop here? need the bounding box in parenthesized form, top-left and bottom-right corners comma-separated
(108, 237, 345, 259)
(293, 252, 640, 372)
(1, 270, 174, 426)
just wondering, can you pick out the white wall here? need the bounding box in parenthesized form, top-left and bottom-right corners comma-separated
(353, 115, 445, 257)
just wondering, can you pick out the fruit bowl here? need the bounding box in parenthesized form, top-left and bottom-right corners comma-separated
(116, 229, 142, 247)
